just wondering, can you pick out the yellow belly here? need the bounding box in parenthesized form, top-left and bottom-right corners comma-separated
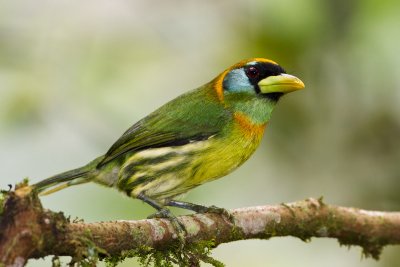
(116, 121, 266, 202)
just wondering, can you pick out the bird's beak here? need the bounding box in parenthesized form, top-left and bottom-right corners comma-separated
(258, 74, 305, 94)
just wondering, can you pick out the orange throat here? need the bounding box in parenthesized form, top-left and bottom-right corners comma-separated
(233, 112, 267, 140)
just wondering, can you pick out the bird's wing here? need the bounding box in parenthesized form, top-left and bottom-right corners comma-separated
(98, 87, 230, 167)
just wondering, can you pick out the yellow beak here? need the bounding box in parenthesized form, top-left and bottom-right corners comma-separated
(258, 74, 305, 94)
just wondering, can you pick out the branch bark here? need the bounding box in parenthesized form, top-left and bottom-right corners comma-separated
(1, 183, 400, 266)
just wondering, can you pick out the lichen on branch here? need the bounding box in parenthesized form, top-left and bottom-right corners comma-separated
(1, 183, 400, 266)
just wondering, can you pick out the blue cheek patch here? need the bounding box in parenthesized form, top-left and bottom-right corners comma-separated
(223, 69, 254, 93)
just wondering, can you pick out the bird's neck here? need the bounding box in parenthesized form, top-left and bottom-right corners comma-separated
(228, 96, 277, 125)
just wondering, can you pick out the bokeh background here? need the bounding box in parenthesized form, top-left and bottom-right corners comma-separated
(1, 0, 400, 266)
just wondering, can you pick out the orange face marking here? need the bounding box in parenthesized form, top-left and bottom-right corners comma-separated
(213, 58, 278, 102)
(234, 112, 267, 140)
(213, 69, 229, 102)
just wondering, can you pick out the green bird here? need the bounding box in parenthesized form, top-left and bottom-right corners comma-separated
(33, 58, 304, 219)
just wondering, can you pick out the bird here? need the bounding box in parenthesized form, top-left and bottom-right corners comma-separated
(33, 58, 304, 220)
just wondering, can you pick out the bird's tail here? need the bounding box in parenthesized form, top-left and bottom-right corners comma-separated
(33, 155, 104, 196)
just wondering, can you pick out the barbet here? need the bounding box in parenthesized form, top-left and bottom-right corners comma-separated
(33, 58, 304, 219)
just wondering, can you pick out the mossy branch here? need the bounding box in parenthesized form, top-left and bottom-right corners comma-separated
(1, 183, 400, 266)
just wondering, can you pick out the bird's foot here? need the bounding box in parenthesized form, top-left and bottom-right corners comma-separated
(147, 208, 172, 219)
(166, 200, 235, 223)
(148, 208, 187, 246)
(138, 193, 187, 245)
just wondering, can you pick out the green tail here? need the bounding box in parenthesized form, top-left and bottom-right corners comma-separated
(33, 155, 104, 196)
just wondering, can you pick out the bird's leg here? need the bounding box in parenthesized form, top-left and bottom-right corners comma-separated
(165, 200, 211, 213)
(166, 200, 234, 222)
(137, 193, 187, 238)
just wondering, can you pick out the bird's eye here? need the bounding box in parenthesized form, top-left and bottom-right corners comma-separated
(245, 66, 259, 79)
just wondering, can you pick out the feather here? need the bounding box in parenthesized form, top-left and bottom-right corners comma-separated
(98, 84, 231, 166)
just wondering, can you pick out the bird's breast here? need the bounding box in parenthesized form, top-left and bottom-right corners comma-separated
(183, 116, 267, 185)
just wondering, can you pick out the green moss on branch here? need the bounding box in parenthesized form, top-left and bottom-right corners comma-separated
(1, 182, 400, 266)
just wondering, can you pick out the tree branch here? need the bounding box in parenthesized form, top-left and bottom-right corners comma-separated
(1, 183, 400, 266)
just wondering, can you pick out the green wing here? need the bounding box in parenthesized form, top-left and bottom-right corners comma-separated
(98, 86, 231, 167)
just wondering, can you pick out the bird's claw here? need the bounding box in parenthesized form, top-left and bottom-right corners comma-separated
(147, 208, 170, 219)
(148, 208, 187, 246)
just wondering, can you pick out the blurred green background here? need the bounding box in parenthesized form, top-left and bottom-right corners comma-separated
(1, 0, 400, 266)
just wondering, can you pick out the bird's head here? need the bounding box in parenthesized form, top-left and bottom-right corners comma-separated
(213, 58, 304, 103)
